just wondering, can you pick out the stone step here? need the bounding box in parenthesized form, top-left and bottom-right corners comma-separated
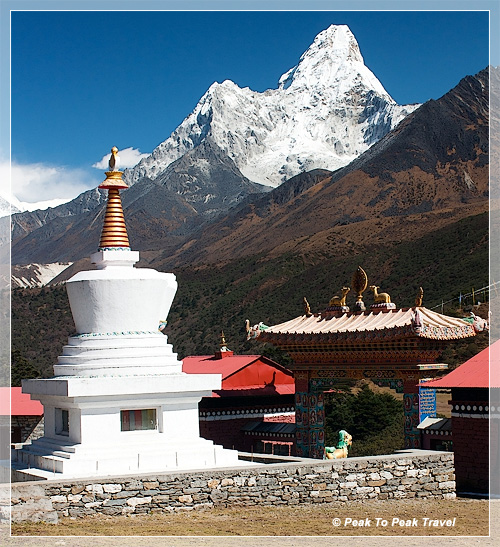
(22, 438, 78, 455)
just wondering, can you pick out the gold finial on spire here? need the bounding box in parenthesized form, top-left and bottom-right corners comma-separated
(108, 146, 120, 172)
(215, 329, 233, 359)
(98, 147, 130, 249)
(100, 146, 128, 190)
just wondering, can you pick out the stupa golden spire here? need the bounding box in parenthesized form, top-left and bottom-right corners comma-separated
(98, 147, 130, 249)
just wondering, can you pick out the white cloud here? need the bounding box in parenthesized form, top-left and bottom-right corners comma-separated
(0, 146, 150, 214)
(92, 147, 150, 170)
(0, 160, 99, 204)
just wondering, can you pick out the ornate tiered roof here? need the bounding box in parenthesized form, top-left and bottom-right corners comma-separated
(254, 266, 483, 346)
(260, 306, 476, 344)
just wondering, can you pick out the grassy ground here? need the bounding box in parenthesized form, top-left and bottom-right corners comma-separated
(11, 497, 489, 537)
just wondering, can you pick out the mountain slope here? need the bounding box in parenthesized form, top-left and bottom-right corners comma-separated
(9, 180, 201, 264)
(11, 211, 489, 376)
(9, 139, 267, 264)
(11, 262, 73, 288)
(152, 68, 488, 269)
(151, 137, 266, 217)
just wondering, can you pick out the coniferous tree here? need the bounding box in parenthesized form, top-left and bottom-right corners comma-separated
(11, 349, 40, 387)
(324, 384, 404, 456)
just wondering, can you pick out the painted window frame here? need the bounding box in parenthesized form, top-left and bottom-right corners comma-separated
(120, 408, 158, 432)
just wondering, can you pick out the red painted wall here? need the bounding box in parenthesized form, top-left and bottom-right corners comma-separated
(452, 414, 489, 493)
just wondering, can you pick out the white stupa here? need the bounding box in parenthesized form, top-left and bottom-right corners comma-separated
(12, 148, 240, 479)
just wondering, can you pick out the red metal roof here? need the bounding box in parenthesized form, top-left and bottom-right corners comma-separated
(183, 355, 263, 377)
(182, 354, 294, 394)
(423, 339, 500, 389)
(0, 387, 44, 416)
(212, 385, 295, 397)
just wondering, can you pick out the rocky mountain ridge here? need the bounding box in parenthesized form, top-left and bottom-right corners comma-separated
(7, 65, 490, 279)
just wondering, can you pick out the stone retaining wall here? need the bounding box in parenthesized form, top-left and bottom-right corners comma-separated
(5, 450, 455, 523)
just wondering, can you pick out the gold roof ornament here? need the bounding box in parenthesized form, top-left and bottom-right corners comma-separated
(220, 330, 227, 349)
(368, 284, 396, 310)
(303, 297, 312, 317)
(351, 266, 368, 311)
(329, 287, 350, 308)
(415, 287, 424, 307)
(369, 285, 391, 304)
(98, 147, 130, 250)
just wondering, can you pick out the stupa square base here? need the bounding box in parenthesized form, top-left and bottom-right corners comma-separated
(13, 374, 240, 478)
(12, 436, 240, 479)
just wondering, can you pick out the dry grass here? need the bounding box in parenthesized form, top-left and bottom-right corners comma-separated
(11, 497, 489, 537)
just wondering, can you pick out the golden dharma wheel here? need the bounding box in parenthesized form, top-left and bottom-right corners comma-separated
(351, 266, 368, 302)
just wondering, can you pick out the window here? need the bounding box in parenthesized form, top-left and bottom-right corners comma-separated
(55, 408, 69, 436)
(120, 409, 157, 431)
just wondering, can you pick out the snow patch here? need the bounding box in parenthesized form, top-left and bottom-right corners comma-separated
(11, 262, 73, 288)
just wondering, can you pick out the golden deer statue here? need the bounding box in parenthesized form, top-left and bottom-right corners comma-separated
(329, 287, 350, 307)
(369, 285, 391, 304)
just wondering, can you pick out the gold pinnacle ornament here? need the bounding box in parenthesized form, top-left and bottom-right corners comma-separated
(98, 147, 130, 249)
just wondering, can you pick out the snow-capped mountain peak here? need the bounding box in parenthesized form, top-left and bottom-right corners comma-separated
(279, 25, 394, 103)
(125, 24, 420, 188)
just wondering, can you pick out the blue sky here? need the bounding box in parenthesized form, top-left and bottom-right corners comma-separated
(2, 2, 496, 206)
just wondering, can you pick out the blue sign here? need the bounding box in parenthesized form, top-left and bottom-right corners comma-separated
(419, 384, 437, 422)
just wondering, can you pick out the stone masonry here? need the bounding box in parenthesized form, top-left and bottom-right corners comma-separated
(11, 416, 44, 444)
(6, 450, 455, 523)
